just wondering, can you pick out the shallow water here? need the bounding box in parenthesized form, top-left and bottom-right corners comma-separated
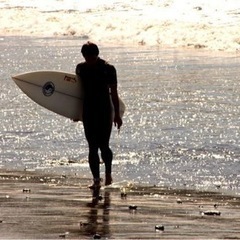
(0, 36, 239, 194)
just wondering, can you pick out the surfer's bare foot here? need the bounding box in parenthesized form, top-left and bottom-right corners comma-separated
(105, 174, 112, 186)
(88, 178, 101, 189)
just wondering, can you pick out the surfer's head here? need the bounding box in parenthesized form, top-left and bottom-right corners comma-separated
(81, 42, 99, 64)
(81, 42, 99, 57)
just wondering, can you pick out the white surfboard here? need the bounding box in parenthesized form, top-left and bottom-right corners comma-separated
(12, 71, 125, 121)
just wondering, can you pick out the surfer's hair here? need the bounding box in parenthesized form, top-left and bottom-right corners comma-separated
(81, 42, 99, 56)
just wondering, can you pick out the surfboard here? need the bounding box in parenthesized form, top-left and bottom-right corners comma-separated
(12, 70, 125, 121)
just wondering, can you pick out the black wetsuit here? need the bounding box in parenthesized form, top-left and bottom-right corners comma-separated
(76, 58, 117, 179)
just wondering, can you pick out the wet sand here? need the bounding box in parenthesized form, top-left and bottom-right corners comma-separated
(0, 169, 239, 239)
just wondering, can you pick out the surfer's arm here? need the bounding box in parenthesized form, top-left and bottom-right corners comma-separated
(109, 84, 122, 130)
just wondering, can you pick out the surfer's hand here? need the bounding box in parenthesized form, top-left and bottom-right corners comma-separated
(114, 115, 122, 130)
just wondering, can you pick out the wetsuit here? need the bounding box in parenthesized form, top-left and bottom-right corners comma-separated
(76, 58, 117, 179)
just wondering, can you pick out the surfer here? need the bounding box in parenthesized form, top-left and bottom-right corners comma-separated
(76, 42, 123, 189)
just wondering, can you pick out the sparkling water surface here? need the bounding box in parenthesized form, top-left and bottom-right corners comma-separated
(0, 37, 239, 194)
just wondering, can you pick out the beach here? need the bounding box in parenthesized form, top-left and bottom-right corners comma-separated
(0, 169, 240, 239)
(0, 0, 240, 52)
(1, 1, 240, 239)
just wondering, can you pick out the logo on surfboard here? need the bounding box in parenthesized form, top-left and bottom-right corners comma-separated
(64, 75, 76, 83)
(43, 82, 55, 96)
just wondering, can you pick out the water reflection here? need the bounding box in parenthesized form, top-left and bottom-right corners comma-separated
(80, 189, 111, 238)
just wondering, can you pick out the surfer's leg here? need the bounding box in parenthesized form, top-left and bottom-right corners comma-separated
(88, 145, 100, 179)
(99, 121, 113, 185)
(83, 118, 101, 188)
(100, 146, 113, 174)
(87, 145, 102, 189)
(100, 146, 113, 186)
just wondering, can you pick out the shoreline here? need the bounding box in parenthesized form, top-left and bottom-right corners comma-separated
(0, 168, 240, 239)
(1, 35, 239, 61)
(1, 24, 240, 54)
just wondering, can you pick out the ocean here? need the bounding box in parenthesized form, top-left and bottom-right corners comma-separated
(0, 36, 239, 195)
(1, 0, 240, 52)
